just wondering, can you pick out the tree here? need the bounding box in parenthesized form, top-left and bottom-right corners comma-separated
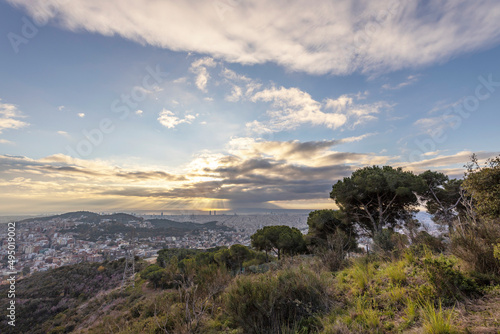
(462, 154, 500, 218)
(230, 244, 251, 273)
(306, 209, 357, 251)
(418, 170, 465, 232)
(251, 225, 306, 260)
(330, 165, 421, 237)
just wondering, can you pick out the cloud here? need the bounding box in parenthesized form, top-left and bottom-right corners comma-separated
(382, 75, 421, 90)
(0, 100, 29, 134)
(157, 109, 196, 129)
(57, 130, 71, 138)
(225, 85, 243, 102)
(132, 85, 163, 96)
(413, 113, 461, 135)
(135, 109, 143, 116)
(0, 154, 187, 183)
(0, 154, 191, 214)
(221, 68, 251, 82)
(395, 150, 500, 175)
(58, 105, 65, 111)
(8, 0, 500, 75)
(1, 146, 492, 213)
(189, 57, 217, 92)
(248, 87, 391, 133)
(0, 139, 14, 145)
(227, 134, 375, 165)
(220, 67, 262, 102)
(78, 113, 85, 118)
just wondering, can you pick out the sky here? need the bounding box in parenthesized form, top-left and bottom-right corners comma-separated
(0, 0, 500, 215)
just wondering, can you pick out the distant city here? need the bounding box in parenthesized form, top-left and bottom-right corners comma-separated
(0, 211, 309, 283)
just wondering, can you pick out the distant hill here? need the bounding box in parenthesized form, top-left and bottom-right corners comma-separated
(147, 218, 225, 230)
(19, 211, 142, 224)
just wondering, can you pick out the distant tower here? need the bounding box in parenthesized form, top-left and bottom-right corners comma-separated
(121, 230, 136, 289)
(209, 210, 212, 215)
(161, 212, 163, 217)
(214, 210, 217, 215)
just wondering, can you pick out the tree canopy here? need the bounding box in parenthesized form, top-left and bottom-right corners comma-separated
(330, 165, 421, 237)
(306, 209, 357, 250)
(418, 170, 465, 231)
(251, 225, 306, 260)
(463, 154, 500, 218)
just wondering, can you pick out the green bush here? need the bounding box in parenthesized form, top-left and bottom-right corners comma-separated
(419, 255, 479, 304)
(225, 266, 331, 334)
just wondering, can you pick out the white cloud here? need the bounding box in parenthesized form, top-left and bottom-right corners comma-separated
(0, 100, 29, 134)
(78, 113, 85, 118)
(172, 77, 188, 84)
(248, 87, 391, 133)
(382, 75, 420, 90)
(135, 109, 143, 116)
(58, 105, 65, 111)
(8, 0, 500, 75)
(190, 57, 217, 92)
(220, 67, 262, 102)
(57, 130, 71, 138)
(397, 150, 499, 174)
(157, 109, 197, 129)
(0, 139, 14, 145)
(133, 85, 163, 95)
(225, 85, 243, 102)
(414, 113, 460, 135)
(221, 68, 251, 82)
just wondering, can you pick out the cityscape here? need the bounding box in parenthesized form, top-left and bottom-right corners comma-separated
(0, 211, 309, 282)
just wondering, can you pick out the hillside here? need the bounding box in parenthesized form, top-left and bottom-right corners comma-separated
(1, 246, 499, 334)
(0, 258, 147, 334)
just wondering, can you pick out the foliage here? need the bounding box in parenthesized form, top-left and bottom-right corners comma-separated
(251, 225, 306, 260)
(451, 216, 500, 276)
(415, 255, 479, 304)
(0, 258, 144, 334)
(413, 231, 447, 254)
(420, 299, 458, 334)
(306, 209, 357, 250)
(418, 170, 464, 231)
(225, 265, 331, 334)
(463, 154, 500, 218)
(330, 165, 421, 237)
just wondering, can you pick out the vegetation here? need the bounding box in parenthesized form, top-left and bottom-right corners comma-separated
(251, 225, 306, 260)
(3, 155, 500, 333)
(418, 170, 465, 232)
(330, 165, 421, 237)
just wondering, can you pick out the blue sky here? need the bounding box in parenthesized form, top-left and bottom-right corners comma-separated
(1, 0, 500, 215)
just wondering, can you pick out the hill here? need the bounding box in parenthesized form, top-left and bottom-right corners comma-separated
(0, 258, 148, 334)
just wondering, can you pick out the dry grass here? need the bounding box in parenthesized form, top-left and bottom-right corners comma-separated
(455, 287, 500, 333)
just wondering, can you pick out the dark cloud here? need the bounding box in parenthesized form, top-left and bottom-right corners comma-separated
(115, 171, 186, 181)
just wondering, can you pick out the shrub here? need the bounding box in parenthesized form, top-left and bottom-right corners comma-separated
(373, 229, 408, 259)
(414, 231, 447, 254)
(451, 217, 500, 276)
(225, 266, 331, 334)
(419, 255, 479, 304)
(420, 300, 458, 334)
